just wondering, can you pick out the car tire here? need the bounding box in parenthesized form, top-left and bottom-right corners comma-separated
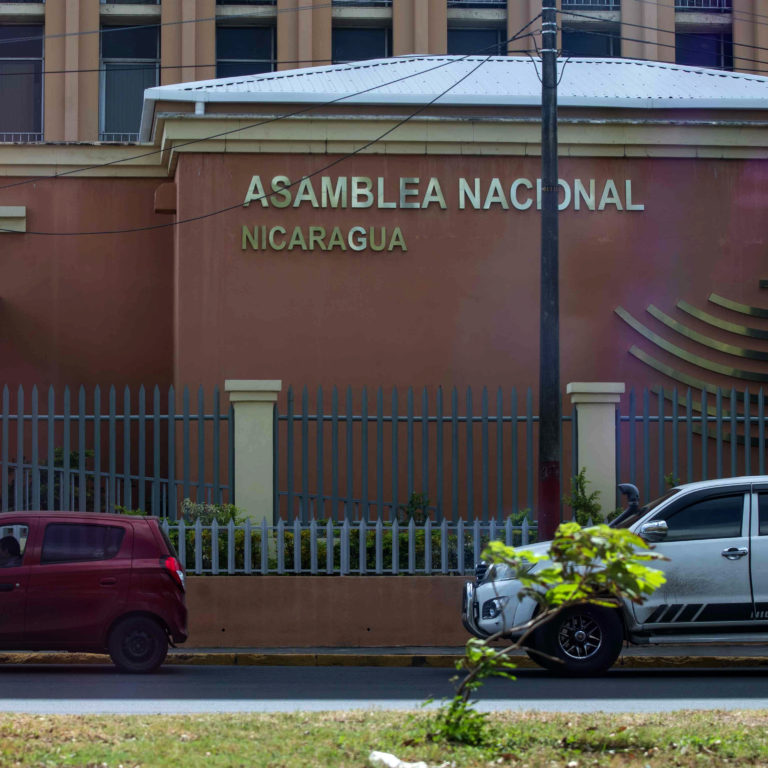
(108, 615, 168, 674)
(526, 605, 623, 676)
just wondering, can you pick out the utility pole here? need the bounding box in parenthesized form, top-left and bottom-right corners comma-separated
(538, 0, 561, 541)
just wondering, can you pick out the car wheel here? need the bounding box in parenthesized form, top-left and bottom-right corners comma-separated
(108, 616, 168, 673)
(526, 605, 623, 675)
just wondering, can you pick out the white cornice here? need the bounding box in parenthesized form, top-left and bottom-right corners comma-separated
(150, 112, 768, 175)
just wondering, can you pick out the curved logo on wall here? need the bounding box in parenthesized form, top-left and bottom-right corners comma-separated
(615, 280, 768, 426)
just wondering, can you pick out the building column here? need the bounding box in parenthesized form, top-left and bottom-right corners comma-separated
(44, 0, 100, 142)
(161, 0, 216, 86)
(393, 0, 446, 56)
(566, 382, 625, 519)
(277, 0, 331, 70)
(733, 0, 768, 74)
(620, 0, 675, 64)
(508, 1, 551, 54)
(225, 379, 282, 523)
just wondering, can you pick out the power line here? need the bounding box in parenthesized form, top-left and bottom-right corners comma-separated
(0, 34, 539, 195)
(559, 22, 767, 71)
(628, 0, 768, 27)
(6, 18, 542, 236)
(0, 1, 336, 49)
(560, 7, 768, 70)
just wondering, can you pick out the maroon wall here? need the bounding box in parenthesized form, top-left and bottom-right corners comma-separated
(0, 177, 174, 390)
(172, 153, 768, 395)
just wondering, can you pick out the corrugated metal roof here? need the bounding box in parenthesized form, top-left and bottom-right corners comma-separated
(144, 55, 768, 110)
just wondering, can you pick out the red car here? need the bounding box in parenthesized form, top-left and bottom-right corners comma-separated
(0, 511, 187, 673)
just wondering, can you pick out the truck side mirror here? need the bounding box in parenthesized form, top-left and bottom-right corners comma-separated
(638, 519, 668, 542)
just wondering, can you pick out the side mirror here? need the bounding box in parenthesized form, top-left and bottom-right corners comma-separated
(638, 519, 668, 542)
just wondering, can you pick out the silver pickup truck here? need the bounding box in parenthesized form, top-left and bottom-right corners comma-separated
(462, 476, 768, 674)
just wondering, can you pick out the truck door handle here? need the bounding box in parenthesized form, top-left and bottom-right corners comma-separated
(721, 547, 748, 560)
(99, 577, 118, 586)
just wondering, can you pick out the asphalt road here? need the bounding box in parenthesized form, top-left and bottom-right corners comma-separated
(1, 665, 768, 714)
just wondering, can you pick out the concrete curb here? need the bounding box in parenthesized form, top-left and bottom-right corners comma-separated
(1, 651, 767, 669)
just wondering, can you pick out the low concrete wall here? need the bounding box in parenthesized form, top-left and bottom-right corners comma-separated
(186, 575, 469, 647)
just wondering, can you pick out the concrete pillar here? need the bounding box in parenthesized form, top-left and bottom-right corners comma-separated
(44, 0, 100, 141)
(566, 382, 625, 519)
(277, 0, 331, 70)
(161, 0, 216, 86)
(225, 380, 282, 523)
(733, 0, 767, 74)
(621, 0, 675, 64)
(393, 0, 446, 56)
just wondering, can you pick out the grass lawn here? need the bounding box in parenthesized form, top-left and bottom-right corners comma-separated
(0, 710, 767, 767)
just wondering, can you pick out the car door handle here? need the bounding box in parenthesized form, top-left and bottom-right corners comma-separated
(721, 547, 749, 560)
(0, 583, 15, 592)
(99, 577, 118, 587)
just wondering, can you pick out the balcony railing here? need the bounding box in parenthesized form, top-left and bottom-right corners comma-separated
(675, 0, 732, 9)
(99, 132, 140, 143)
(562, 0, 620, 8)
(0, 132, 43, 144)
(447, 1, 505, 6)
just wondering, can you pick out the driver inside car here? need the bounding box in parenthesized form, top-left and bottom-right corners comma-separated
(0, 536, 22, 568)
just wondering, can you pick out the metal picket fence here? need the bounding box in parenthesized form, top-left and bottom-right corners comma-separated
(0, 385, 233, 515)
(617, 386, 768, 507)
(161, 517, 536, 576)
(274, 385, 577, 524)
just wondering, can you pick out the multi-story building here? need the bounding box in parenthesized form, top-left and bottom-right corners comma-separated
(0, 0, 762, 144)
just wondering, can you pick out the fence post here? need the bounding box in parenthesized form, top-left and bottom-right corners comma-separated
(566, 382, 625, 520)
(225, 380, 282, 523)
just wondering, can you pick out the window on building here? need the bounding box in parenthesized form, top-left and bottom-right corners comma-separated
(676, 32, 733, 69)
(447, 28, 505, 56)
(216, 26, 275, 77)
(332, 27, 390, 63)
(100, 25, 159, 142)
(561, 25, 620, 57)
(0, 25, 43, 142)
(217, 0, 275, 5)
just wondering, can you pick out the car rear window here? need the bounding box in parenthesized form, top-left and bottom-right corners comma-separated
(157, 524, 179, 558)
(41, 523, 126, 564)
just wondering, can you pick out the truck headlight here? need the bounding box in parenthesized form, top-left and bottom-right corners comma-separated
(481, 598, 505, 619)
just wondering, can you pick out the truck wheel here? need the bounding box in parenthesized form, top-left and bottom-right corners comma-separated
(526, 605, 623, 675)
(108, 616, 168, 673)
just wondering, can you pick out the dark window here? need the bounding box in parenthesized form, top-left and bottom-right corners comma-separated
(654, 494, 744, 542)
(676, 32, 733, 69)
(216, 26, 275, 77)
(0, 525, 28, 567)
(759, 493, 768, 536)
(447, 28, 505, 56)
(101, 26, 159, 141)
(0, 25, 43, 139)
(332, 27, 390, 63)
(102, 25, 158, 59)
(561, 26, 620, 57)
(41, 523, 126, 564)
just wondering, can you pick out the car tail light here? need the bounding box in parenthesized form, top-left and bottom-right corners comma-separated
(162, 556, 185, 591)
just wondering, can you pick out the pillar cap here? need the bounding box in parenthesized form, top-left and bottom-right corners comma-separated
(567, 382, 625, 404)
(225, 379, 282, 403)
